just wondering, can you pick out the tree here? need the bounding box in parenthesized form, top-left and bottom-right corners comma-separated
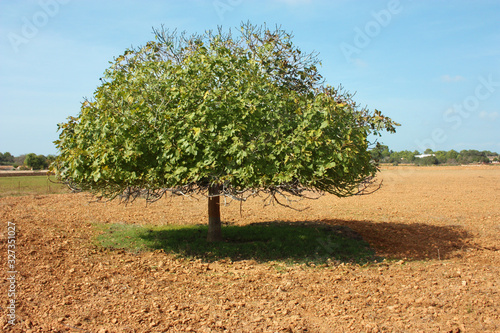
(401, 150, 416, 163)
(24, 153, 48, 170)
(446, 149, 458, 162)
(457, 150, 489, 164)
(415, 155, 438, 166)
(53, 23, 398, 242)
(46, 154, 57, 166)
(0, 152, 15, 165)
(370, 144, 392, 163)
(434, 150, 447, 164)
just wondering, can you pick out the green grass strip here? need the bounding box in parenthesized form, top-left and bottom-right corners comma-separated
(0, 175, 68, 197)
(94, 222, 376, 265)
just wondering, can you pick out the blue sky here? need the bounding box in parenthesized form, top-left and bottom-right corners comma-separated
(1, 0, 499, 156)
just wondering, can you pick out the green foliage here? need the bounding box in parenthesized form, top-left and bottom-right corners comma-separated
(94, 222, 376, 264)
(370, 144, 391, 163)
(24, 153, 49, 170)
(0, 153, 54, 168)
(399, 150, 416, 163)
(53, 23, 398, 201)
(372, 148, 498, 165)
(457, 150, 491, 164)
(414, 155, 438, 166)
(434, 151, 448, 164)
(446, 149, 459, 162)
(46, 155, 57, 166)
(0, 152, 15, 165)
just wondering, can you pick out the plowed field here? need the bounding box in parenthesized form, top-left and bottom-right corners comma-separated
(1, 166, 499, 332)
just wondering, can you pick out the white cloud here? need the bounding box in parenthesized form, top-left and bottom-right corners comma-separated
(440, 74, 465, 82)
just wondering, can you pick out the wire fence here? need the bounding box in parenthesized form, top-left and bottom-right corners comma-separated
(0, 175, 69, 197)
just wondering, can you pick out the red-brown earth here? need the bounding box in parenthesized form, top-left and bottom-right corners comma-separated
(1, 166, 499, 332)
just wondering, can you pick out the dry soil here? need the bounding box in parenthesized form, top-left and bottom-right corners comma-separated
(0, 166, 499, 332)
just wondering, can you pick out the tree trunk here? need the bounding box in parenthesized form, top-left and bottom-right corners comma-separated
(207, 184, 222, 242)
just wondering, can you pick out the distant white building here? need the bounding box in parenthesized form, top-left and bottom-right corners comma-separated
(487, 156, 499, 163)
(414, 154, 435, 158)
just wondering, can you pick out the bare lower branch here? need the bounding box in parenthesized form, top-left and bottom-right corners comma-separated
(355, 177, 383, 196)
(55, 175, 382, 209)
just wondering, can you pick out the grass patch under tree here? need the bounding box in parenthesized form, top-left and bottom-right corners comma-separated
(94, 221, 377, 265)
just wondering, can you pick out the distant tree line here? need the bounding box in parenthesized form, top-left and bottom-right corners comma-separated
(2, 148, 498, 170)
(0, 152, 15, 165)
(370, 145, 499, 166)
(0, 152, 56, 170)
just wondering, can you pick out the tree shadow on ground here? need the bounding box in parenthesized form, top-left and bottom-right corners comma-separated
(319, 219, 471, 261)
(130, 221, 375, 264)
(98, 219, 471, 263)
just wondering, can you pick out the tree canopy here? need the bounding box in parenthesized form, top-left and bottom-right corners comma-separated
(0, 152, 15, 165)
(24, 153, 49, 170)
(53, 23, 398, 241)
